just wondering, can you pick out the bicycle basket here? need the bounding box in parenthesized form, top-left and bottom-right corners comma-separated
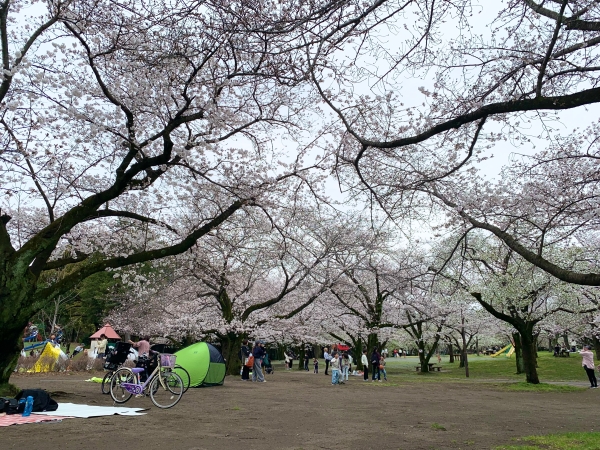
(160, 354, 176, 368)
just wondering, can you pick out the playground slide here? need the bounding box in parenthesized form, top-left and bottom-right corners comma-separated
(23, 341, 47, 352)
(506, 346, 515, 358)
(490, 344, 511, 357)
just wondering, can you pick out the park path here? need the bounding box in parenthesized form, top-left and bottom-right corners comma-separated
(5, 370, 600, 450)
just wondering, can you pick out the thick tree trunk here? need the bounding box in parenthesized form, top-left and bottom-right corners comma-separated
(350, 337, 362, 369)
(520, 331, 540, 384)
(0, 325, 24, 385)
(512, 332, 525, 374)
(418, 341, 429, 372)
(366, 332, 379, 365)
(461, 323, 469, 378)
(448, 343, 455, 363)
(219, 332, 244, 376)
(593, 335, 600, 362)
(297, 346, 305, 370)
(0, 274, 38, 385)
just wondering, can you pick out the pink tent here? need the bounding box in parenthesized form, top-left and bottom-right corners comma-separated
(90, 323, 121, 340)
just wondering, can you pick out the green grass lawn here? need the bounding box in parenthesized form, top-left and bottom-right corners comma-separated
(382, 352, 587, 383)
(495, 432, 600, 449)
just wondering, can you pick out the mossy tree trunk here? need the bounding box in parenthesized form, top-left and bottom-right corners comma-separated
(448, 343, 455, 363)
(219, 332, 244, 376)
(297, 345, 305, 370)
(512, 332, 525, 374)
(593, 335, 600, 361)
(0, 255, 40, 384)
(520, 329, 539, 384)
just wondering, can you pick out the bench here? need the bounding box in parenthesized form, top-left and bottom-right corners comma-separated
(415, 364, 442, 372)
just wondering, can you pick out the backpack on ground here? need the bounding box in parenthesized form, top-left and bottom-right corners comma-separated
(15, 389, 58, 412)
(0, 397, 23, 414)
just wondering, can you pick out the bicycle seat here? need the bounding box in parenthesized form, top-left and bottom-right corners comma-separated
(131, 368, 145, 374)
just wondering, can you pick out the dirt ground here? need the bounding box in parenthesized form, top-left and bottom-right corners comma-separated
(4, 369, 599, 450)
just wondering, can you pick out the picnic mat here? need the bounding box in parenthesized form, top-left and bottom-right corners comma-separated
(0, 414, 71, 427)
(33, 402, 147, 417)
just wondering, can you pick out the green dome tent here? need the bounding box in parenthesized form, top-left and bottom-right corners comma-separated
(174, 342, 226, 387)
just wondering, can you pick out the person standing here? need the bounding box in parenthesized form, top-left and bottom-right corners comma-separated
(284, 350, 291, 370)
(361, 349, 369, 381)
(330, 351, 340, 385)
(96, 334, 108, 359)
(304, 351, 310, 371)
(129, 336, 151, 357)
(324, 347, 332, 375)
(580, 345, 598, 388)
(371, 348, 381, 381)
(240, 340, 251, 381)
(347, 353, 353, 379)
(380, 355, 388, 381)
(252, 340, 266, 382)
(313, 357, 319, 373)
(341, 352, 350, 382)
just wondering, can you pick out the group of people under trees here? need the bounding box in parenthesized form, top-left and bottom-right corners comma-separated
(239, 340, 271, 383)
(269, 343, 390, 385)
(322, 346, 389, 385)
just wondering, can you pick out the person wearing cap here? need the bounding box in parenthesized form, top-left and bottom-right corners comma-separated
(580, 345, 598, 388)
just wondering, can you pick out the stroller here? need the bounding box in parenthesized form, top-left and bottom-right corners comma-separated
(262, 353, 274, 374)
(104, 341, 133, 371)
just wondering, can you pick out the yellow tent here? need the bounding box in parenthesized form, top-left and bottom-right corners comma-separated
(32, 342, 64, 372)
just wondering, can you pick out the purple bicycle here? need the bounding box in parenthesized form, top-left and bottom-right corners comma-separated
(109, 353, 184, 409)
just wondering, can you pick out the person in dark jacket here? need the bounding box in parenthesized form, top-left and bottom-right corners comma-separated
(240, 340, 251, 381)
(252, 340, 266, 382)
(371, 348, 381, 381)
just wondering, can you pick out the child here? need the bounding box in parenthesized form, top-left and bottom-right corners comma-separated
(313, 358, 319, 373)
(341, 352, 350, 382)
(330, 351, 340, 385)
(380, 355, 387, 381)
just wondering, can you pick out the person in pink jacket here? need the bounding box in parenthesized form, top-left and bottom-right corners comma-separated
(580, 345, 598, 388)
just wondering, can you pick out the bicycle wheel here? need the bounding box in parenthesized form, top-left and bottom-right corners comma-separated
(110, 368, 135, 404)
(173, 365, 191, 393)
(149, 372, 183, 409)
(101, 371, 113, 395)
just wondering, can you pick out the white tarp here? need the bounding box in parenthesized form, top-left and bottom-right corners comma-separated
(33, 403, 147, 418)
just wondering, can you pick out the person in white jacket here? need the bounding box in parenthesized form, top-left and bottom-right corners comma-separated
(324, 347, 332, 375)
(361, 349, 369, 381)
(284, 351, 291, 370)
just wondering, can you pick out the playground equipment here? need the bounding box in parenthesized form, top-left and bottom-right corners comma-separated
(490, 345, 512, 357)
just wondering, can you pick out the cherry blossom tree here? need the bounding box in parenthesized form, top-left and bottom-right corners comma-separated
(306, 0, 600, 286)
(0, 0, 383, 383)
(433, 232, 590, 383)
(109, 207, 338, 374)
